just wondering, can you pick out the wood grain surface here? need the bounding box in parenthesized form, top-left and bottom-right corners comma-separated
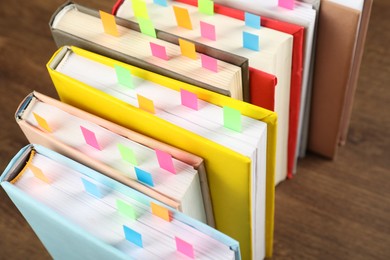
(0, 0, 389, 259)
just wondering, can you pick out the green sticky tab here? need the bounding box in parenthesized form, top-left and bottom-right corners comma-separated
(118, 143, 138, 165)
(116, 199, 137, 219)
(223, 106, 242, 132)
(198, 0, 214, 15)
(114, 65, 134, 89)
(132, 0, 149, 19)
(138, 17, 156, 38)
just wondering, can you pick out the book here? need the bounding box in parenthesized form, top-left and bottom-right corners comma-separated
(15, 91, 214, 226)
(50, 2, 247, 101)
(308, 0, 373, 158)
(47, 45, 277, 260)
(1, 144, 241, 259)
(114, 0, 293, 191)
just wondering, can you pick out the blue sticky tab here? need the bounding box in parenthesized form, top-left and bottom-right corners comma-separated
(123, 225, 143, 247)
(135, 167, 154, 187)
(243, 31, 259, 51)
(245, 12, 261, 29)
(81, 178, 103, 198)
(153, 0, 167, 7)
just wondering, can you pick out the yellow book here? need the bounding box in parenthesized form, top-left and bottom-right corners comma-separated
(47, 46, 277, 260)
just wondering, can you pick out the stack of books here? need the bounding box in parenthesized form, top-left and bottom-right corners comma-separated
(1, 0, 372, 259)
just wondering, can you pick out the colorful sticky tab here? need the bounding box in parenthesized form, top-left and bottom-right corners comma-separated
(173, 6, 193, 30)
(99, 10, 119, 37)
(33, 112, 52, 133)
(153, 0, 167, 7)
(135, 167, 154, 186)
(81, 178, 103, 198)
(131, 0, 149, 19)
(123, 225, 143, 247)
(179, 38, 197, 60)
(180, 89, 198, 110)
(80, 126, 102, 150)
(138, 17, 157, 38)
(175, 236, 195, 258)
(150, 42, 169, 60)
(278, 0, 294, 10)
(29, 164, 50, 183)
(117, 144, 138, 165)
(245, 12, 261, 29)
(150, 202, 171, 222)
(200, 54, 218, 72)
(223, 106, 242, 132)
(155, 149, 176, 174)
(200, 21, 216, 41)
(243, 31, 259, 51)
(137, 94, 156, 114)
(198, 0, 214, 15)
(116, 199, 137, 219)
(114, 64, 134, 89)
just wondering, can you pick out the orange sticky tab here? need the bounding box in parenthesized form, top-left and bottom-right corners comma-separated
(99, 10, 119, 37)
(29, 164, 50, 183)
(173, 6, 193, 30)
(137, 94, 155, 114)
(179, 38, 197, 59)
(151, 202, 171, 222)
(33, 112, 52, 132)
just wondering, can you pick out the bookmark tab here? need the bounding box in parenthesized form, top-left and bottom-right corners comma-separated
(278, 0, 294, 10)
(198, 0, 214, 15)
(138, 17, 157, 38)
(245, 12, 261, 29)
(150, 42, 169, 60)
(180, 89, 198, 110)
(200, 54, 218, 72)
(123, 225, 143, 247)
(29, 164, 50, 183)
(81, 178, 103, 198)
(114, 64, 134, 89)
(175, 236, 195, 258)
(173, 6, 193, 30)
(243, 31, 259, 51)
(179, 38, 197, 60)
(117, 144, 138, 165)
(135, 167, 154, 186)
(116, 199, 137, 219)
(223, 106, 242, 132)
(99, 10, 119, 37)
(33, 112, 52, 133)
(153, 0, 167, 7)
(137, 94, 156, 114)
(132, 0, 149, 19)
(200, 21, 216, 41)
(80, 126, 102, 150)
(155, 149, 176, 174)
(150, 202, 171, 222)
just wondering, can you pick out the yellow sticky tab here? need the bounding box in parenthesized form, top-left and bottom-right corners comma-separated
(173, 6, 193, 30)
(137, 94, 155, 114)
(179, 38, 197, 60)
(33, 112, 52, 132)
(29, 164, 50, 183)
(132, 0, 149, 19)
(151, 202, 171, 222)
(99, 10, 119, 37)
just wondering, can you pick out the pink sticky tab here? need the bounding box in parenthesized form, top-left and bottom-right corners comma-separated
(200, 54, 218, 72)
(200, 21, 216, 41)
(180, 89, 198, 110)
(150, 42, 169, 60)
(278, 0, 294, 10)
(80, 126, 101, 150)
(175, 237, 195, 258)
(155, 149, 176, 174)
